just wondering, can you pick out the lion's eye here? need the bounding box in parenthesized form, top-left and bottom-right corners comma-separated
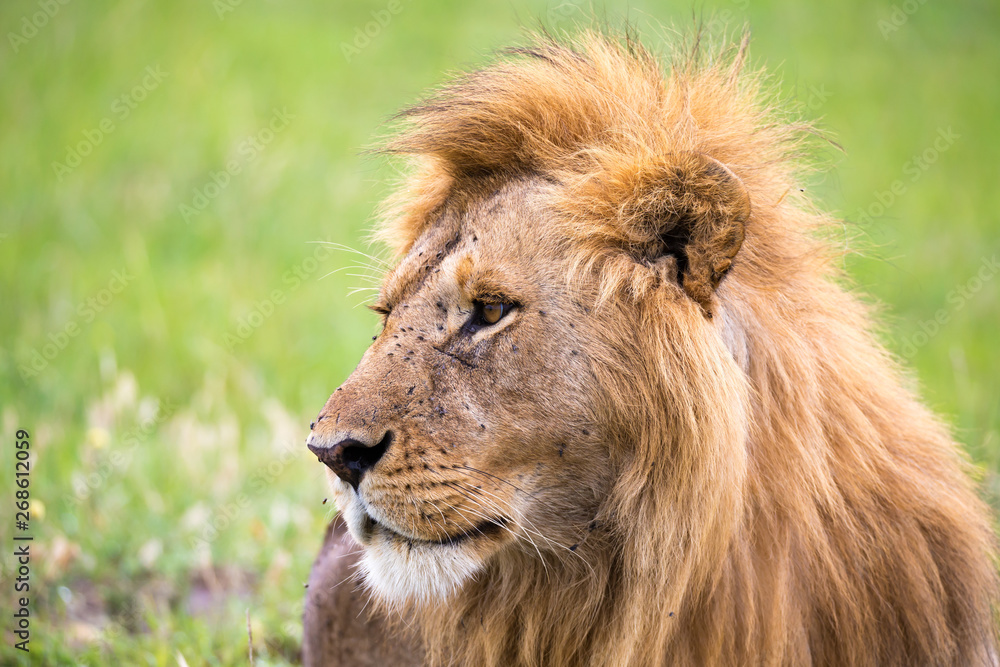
(483, 303, 505, 324)
(368, 303, 392, 335)
(474, 301, 513, 327)
(369, 303, 392, 318)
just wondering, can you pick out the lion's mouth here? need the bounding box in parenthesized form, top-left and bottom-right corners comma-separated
(361, 511, 509, 546)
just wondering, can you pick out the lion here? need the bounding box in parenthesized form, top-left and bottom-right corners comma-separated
(302, 31, 999, 666)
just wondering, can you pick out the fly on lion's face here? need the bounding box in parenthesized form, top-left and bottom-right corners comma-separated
(306, 179, 608, 605)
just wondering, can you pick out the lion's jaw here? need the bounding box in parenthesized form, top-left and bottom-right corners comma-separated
(327, 475, 492, 604)
(310, 179, 609, 608)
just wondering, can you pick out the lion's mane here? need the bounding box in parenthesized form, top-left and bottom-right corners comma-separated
(362, 32, 999, 665)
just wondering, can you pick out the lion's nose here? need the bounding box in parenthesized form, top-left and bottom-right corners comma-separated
(307, 431, 392, 491)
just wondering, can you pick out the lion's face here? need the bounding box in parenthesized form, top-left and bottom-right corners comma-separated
(309, 178, 610, 604)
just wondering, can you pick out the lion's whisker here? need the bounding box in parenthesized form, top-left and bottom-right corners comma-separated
(419, 496, 452, 532)
(438, 481, 560, 581)
(319, 264, 385, 284)
(355, 584, 374, 621)
(437, 492, 553, 584)
(346, 286, 381, 298)
(345, 273, 382, 284)
(453, 465, 527, 494)
(330, 564, 364, 593)
(452, 469, 587, 532)
(309, 241, 391, 268)
(449, 468, 591, 543)
(445, 479, 595, 576)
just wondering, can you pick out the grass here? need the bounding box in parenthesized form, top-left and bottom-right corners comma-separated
(0, 0, 997, 663)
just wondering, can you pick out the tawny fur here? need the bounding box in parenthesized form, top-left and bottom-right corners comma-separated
(304, 31, 998, 666)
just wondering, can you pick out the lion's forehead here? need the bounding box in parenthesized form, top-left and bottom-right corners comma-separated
(381, 179, 562, 309)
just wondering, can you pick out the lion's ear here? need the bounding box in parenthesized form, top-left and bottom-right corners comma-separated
(641, 152, 750, 314)
(583, 151, 750, 314)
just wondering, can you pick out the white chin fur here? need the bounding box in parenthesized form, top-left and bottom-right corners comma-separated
(359, 537, 483, 607)
(328, 475, 483, 606)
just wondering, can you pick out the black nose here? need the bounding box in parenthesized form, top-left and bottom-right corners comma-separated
(308, 432, 392, 491)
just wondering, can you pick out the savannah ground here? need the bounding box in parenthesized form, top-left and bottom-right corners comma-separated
(0, 0, 997, 664)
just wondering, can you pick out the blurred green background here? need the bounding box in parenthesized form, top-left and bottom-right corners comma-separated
(0, 0, 997, 663)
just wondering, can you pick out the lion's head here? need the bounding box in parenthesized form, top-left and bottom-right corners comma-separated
(310, 175, 614, 604)
(307, 32, 997, 666)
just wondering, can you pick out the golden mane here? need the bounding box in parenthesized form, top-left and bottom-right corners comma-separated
(322, 31, 998, 665)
